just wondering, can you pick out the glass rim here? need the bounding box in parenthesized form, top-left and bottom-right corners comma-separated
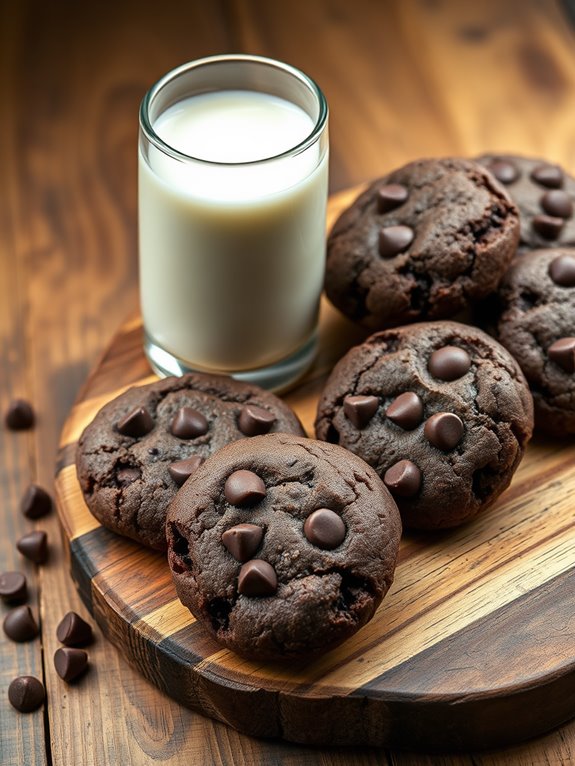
(139, 53, 328, 167)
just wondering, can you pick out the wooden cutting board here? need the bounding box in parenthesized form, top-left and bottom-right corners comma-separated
(54, 188, 575, 751)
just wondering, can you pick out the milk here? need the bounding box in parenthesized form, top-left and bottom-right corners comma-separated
(139, 89, 328, 373)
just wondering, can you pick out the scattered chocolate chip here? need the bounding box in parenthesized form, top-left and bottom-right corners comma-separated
(343, 395, 379, 429)
(56, 611, 93, 647)
(16, 531, 48, 565)
(8, 676, 45, 712)
(303, 509, 346, 550)
(379, 225, 414, 258)
(238, 405, 276, 436)
(384, 459, 422, 498)
(116, 466, 140, 485)
(424, 412, 464, 451)
(238, 559, 277, 597)
(531, 163, 563, 188)
(428, 346, 471, 381)
(170, 406, 208, 439)
(224, 470, 266, 506)
(487, 159, 519, 185)
(385, 392, 423, 430)
(5, 399, 35, 430)
(54, 647, 89, 682)
(540, 190, 573, 219)
(549, 254, 575, 287)
(21, 484, 52, 519)
(0, 571, 28, 603)
(168, 455, 204, 487)
(548, 337, 575, 373)
(377, 183, 409, 213)
(532, 214, 564, 240)
(117, 406, 154, 438)
(221, 524, 264, 562)
(3, 605, 39, 642)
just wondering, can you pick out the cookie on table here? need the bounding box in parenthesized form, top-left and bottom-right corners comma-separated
(76, 373, 305, 551)
(167, 433, 401, 661)
(324, 158, 520, 330)
(495, 248, 575, 437)
(314, 321, 534, 530)
(477, 154, 575, 250)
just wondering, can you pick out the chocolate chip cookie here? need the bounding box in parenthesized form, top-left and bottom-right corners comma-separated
(315, 321, 533, 529)
(167, 433, 401, 661)
(325, 158, 520, 330)
(494, 248, 575, 436)
(76, 373, 305, 550)
(477, 154, 575, 250)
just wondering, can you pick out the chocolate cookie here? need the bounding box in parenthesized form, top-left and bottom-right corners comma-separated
(167, 433, 401, 661)
(477, 154, 575, 250)
(325, 158, 520, 330)
(76, 373, 305, 550)
(494, 248, 575, 436)
(315, 321, 533, 529)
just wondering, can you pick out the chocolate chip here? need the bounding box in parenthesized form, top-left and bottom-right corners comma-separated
(424, 412, 464, 450)
(377, 183, 409, 213)
(343, 395, 379, 429)
(532, 214, 564, 240)
(303, 509, 346, 550)
(54, 647, 89, 682)
(487, 160, 519, 185)
(16, 531, 48, 565)
(3, 605, 39, 642)
(117, 406, 154, 438)
(385, 392, 423, 430)
(20, 484, 52, 519)
(428, 346, 471, 381)
(531, 163, 563, 188)
(56, 611, 93, 647)
(0, 572, 27, 604)
(540, 190, 573, 219)
(224, 470, 266, 506)
(221, 524, 264, 562)
(168, 455, 204, 487)
(5, 399, 35, 430)
(238, 405, 276, 436)
(8, 676, 45, 712)
(238, 559, 277, 597)
(170, 406, 208, 439)
(549, 254, 575, 287)
(548, 337, 575, 373)
(384, 459, 422, 498)
(116, 466, 140, 485)
(379, 225, 414, 258)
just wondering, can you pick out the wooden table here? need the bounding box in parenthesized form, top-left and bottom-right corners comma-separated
(2, 1, 575, 763)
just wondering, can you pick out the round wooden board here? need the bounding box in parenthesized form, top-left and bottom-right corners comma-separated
(54, 188, 575, 751)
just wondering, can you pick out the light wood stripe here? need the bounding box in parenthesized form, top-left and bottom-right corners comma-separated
(55, 464, 101, 539)
(133, 598, 195, 640)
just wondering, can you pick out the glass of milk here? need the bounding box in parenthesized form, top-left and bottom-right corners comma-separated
(138, 54, 329, 391)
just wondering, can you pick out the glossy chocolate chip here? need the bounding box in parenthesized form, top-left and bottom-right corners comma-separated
(424, 412, 464, 451)
(221, 524, 264, 562)
(116, 466, 140, 485)
(540, 190, 573, 219)
(532, 214, 564, 240)
(54, 647, 89, 682)
(3, 605, 39, 642)
(168, 455, 204, 487)
(428, 346, 471, 381)
(56, 611, 93, 647)
(171, 406, 208, 439)
(117, 406, 154, 438)
(379, 225, 414, 258)
(549, 254, 575, 287)
(343, 395, 379, 429)
(224, 470, 266, 506)
(238, 559, 277, 597)
(385, 392, 423, 430)
(8, 676, 45, 712)
(5, 399, 35, 430)
(548, 337, 575, 373)
(21, 484, 52, 519)
(0, 571, 27, 604)
(377, 183, 409, 213)
(531, 163, 563, 188)
(303, 509, 346, 550)
(16, 531, 48, 565)
(487, 160, 519, 185)
(238, 405, 276, 436)
(384, 460, 422, 498)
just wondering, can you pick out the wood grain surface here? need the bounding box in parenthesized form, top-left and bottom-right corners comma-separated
(3, 0, 575, 763)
